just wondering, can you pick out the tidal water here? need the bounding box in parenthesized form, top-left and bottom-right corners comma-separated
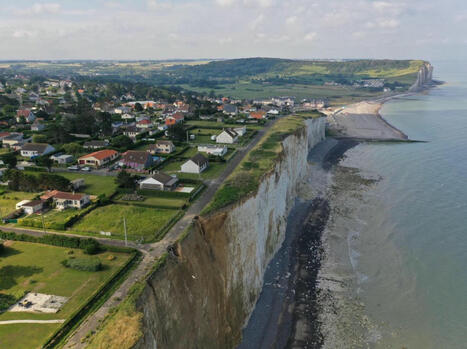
(341, 60, 467, 348)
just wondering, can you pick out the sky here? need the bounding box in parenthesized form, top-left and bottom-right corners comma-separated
(0, 0, 466, 61)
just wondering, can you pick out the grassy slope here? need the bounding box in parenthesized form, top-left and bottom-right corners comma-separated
(0, 241, 131, 349)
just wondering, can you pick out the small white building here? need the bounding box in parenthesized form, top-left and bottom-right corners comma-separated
(16, 200, 43, 215)
(233, 126, 247, 136)
(216, 129, 238, 144)
(181, 154, 209, 174)
(198, 145, 227, 157)
(51, 154, 74, 164)
(139, 172, 179, 191)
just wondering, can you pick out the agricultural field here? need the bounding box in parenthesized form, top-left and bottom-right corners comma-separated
(0, 240, 132, 349)
(70, 204, 180, 242)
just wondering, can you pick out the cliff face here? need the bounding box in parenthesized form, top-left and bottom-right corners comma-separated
(409, 62, 434, 91)
(134, 118, 326, 349)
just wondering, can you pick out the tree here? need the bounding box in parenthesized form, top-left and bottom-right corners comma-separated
(97, 112, 113, 136)
(32, 134, 48, 143)
(63, 142, 83, 156)
(111, 135, 133, 149)
(167, 123, 186, 141)
(115, 170, 135, 189)
(36, 156, 54, 172)
(2, 152, 17, 169)
(134, 103, 143, 112)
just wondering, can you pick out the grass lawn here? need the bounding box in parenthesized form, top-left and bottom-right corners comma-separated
(55, 173, 118, 197)
(0, 191, 38, 216)
(186, 120, 265, 131)
(0, 241, 131, 349)
(70, 204, 180, 242)
(17, 208, 88, 230)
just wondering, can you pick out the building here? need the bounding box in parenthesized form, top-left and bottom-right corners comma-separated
(16, 109, 36, 123)
(120, 150, 153, 171)
(16, 200, 43, 215)
(123, 126, 144, 140)
(83, 140, 109, 149)
(197, 145, 227, 157)
(223, 104, 238, 116)
(249, 111, 267, 120)
(136, 119, 153, 129)
(216, 129, 238, 144)
(71, 178, 85, 190)
(165, 113, 184, 126)
(50, 154, 74, 164)
(233, 126, 247, 136)
(147, 140, 176, 154)
(78, 149, 119, 168)
(49, 191, 90, 210)
(1, 134, 24, 149)
(20, 143, 55, 158)
(31, 120, 45, 131)
(181, 153, 209, 174)
(139, 172, 179, 191)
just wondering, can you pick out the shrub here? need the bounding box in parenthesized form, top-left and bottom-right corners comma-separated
(63, 257, 102, 272)
(0, 294, 19, 313)
(80, 238, 101, 255)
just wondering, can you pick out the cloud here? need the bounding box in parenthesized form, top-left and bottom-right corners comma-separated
(250, 14, 265, 30)
(304, 32, 317, 41)
(379, 19, 400, 28)
(215, 0, 236, 7)
(286, 16, 298, 25)
(16, 3, 61, 15)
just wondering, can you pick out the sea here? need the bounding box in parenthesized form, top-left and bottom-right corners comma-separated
(340, 60, 467, 348)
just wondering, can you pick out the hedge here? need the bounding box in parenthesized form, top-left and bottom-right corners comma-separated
(63, 257, 102, 272)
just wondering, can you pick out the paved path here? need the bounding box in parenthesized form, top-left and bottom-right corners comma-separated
(61, 118, 278, 348)
(0, 319, 65, 325)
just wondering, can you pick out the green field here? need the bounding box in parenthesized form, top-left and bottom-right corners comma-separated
(54, 172, 118, 197)
(0, 191, 38, 215)
(70, 204, 180, 242)
(114, 194, 187, 209)
(17, 207, 89, 230)
(0, 241, 131, 349)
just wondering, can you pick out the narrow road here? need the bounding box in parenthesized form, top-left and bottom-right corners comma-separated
(0, 320, 65, 325)
(62, 118, 278, 348)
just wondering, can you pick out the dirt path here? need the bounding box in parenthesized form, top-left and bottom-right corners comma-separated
(0, 319, 65, 325)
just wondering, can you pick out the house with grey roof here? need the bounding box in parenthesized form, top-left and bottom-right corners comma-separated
(20, 143, 55, 158)
(181, 153, 209, 174)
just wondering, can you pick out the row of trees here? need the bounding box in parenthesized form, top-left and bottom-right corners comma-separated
(3, 169, 70, 192)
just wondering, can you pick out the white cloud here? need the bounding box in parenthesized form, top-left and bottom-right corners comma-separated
(304, 32, 317, 41)
(215, 0, 236, 7)
(16, 3, 61, 15)
(379, 19, 400, 28)
(250, 14, 265, 30)
(286, 16, 298, 25)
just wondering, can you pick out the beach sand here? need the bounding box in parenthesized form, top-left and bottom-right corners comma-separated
(327, 101, 408, 141)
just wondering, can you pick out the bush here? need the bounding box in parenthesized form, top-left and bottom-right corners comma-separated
(0, 294, 19, 313)
(62, 257, 102, 272)
(80, 238, 101, 255)
(0, 240, 3, 254)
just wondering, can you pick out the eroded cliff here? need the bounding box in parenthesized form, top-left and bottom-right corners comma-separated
(133, 118, 325, 349)
(409, 62, 434, 91)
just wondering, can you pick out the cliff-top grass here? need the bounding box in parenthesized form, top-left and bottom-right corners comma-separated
(203, 113, 322, 214)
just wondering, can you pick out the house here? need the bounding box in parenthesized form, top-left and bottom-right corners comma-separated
(31, 120, 45, 131)
(120, 150, 153, 171)
(123, 126, 144, 140)
(16, 109, 36, 123)
(249, 111, 267, 120)
(78, 149, 119, 168)
(181, 153, 209, 174)
(83, 140, 109, 149)
(165, 113, 184, 126)
(136, 119, 153, 129)
(50, 191, 90, 210)
(147, 140, 175, 154)
(1, 133, 24, 149)
(216, 128, 238, 144)
(223, 104, 238, 116)
(267, 109, 280, 116)
(71, 178, 85, 190)
(233, 126, 247, 136)
(121, 113, 135, 120)
(16, 200, 43, 215)
(114, 106, 132, 114)
(20, 143, 55, 158)
(139, 172, 179, 191)
(198, 145, 227, 157)
(51, 154, 74, 164)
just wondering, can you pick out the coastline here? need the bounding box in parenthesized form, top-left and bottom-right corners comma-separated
(238, 82, 439, 349)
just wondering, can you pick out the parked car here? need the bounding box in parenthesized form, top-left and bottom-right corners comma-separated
(68, 165, 80, 171)
(81, 166, 91, 172)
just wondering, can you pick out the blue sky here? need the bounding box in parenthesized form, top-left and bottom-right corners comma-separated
(0, 0, 466, 60)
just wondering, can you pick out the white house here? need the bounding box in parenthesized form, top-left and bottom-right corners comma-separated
(16, 200, 43, 215)
(181, 154, 209, 174)
(233, 126, 247, 136)
(51, 154, 74, 164)
(216, 128, 238, 144)
(42, 191, 91, 210)
(198, 145, 227, 157)
(139, 172, 179, 191)
(20, 143, 55, 158)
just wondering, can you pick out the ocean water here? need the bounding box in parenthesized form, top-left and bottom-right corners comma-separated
(341, 60, 467, 348)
